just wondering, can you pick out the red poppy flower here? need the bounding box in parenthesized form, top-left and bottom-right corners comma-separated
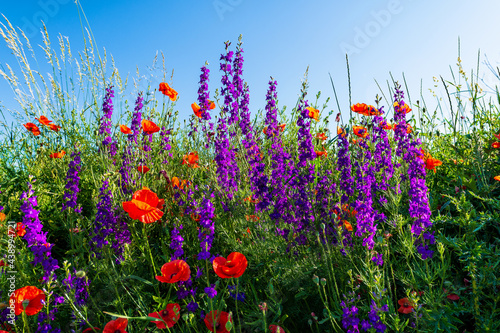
(14, 222, 26, 237)
(447, 293, 460, 301)
(9, 286, 45, 316)
(36, 115, 52, 126)
(306, 106, 319, 121)
(23, 123, 41, 136)
(142, 120, 160, 134)
(0, 259, 5, 267)
(425, 157, 442, 173)
(204, 310, 233, 333)
(48, 123, 61, 132)
(495, 133, 500, 140)
(315, 132, 327, 141)
(269, 324, 285, 333)
(50, 150, 66, 159)
(245, 215, 259, 222)
(155, 260, 191, 283)
(397, 298, 413, 314)
(182, 151, 199, 168)
(82, 328, 101, 333)
(149, 303, 181, 329)
(492, 142, 500, 148)
(159, 82, 178, 101)
(137, 165, 150, 173)
(315, 150, 327, 158)
(213, 252, 248, 279)
(120, 125, 132, 134)
(122, 187, 164, 224)
(406, 124, 413, 134)
(103, 318, 127, 333)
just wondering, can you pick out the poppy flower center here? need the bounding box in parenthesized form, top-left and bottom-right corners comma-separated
(161, 309, 169, 317)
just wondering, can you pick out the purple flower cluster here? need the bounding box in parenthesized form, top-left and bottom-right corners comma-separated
(98, 85, 117, 157)
(130, 92, 143, 145)
(91, 179, 117, 257)
(341, 299, 360, 333)
(196, 192, 216, 260)
(61, 151, 81, 213)
(228, 284, 246, 302)
(361, 300, 388, 332)
(20, 181, 60, 282)
(63, 270, 90, 306)
(354, 140, 377, 250)
(371, 107, 393, 196)
(407, 139, 434, 259)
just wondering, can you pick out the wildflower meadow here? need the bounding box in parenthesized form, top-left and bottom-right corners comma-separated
(0, 12, 499, 333)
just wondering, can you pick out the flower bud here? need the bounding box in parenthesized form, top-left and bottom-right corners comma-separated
(320, 278, 327, 286)
(76, 270, 86, 278)
(312, 275, 319, 285)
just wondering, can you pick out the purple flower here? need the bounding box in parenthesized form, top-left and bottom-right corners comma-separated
(98, 85, 117, 157)
(204, 285, 217, 299)
(20, 181, 59, 282)
(62, 151, 82, 213)
(371, 253, 383, 267)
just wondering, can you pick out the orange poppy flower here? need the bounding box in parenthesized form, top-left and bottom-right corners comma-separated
(48, 123, 61, 132)
(120, 125, 132, 134)
(394, 101, 412, 114)
(337, 126, 346, 138)
(142, 120, 160, 134)
(0, 212, 5, 222)
(182, 151, 199, 168)
(342, 220, 353, 231)
(492, 142, 500, 148)
(103, 318, 127, 333)
(351, 103, 379, 116)
(137, 165, 150, 173)
(425, 157, 442, 173)
(263, 123, 286, 135)
(494, 176, 500, 181)
(315, 150, 328, 158)
(192, 103, 203, 118)
(353, 126, 368, 138)
(213, 252, 247, 279)
(50, 150, 66, 159)
(36, 115, 52, 126)
(306, 106, 319, 121)
(23, 123, 41, 136)
(159, 82, 178, 101)
(397, 298, 413, 314)
(155, 260, 191, 283)
(149, 303, 181, 329)
(315, 132, 327, 141)
(204, 310, 233, 333)
(9, 286, 45, 316)
(269, 324, 285, 333)
(122, 187, 164, 224)
(406, 124, 413, 134)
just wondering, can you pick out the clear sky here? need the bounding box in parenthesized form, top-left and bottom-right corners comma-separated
(1, 0, 499, 136)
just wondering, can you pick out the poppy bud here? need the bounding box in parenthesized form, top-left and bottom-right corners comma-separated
(312, 275, 319, 285)
(320, 278, 327, 286)
(76, 270, 86, 278)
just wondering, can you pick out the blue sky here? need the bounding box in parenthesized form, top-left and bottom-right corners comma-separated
(1, 0, 499, 135)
